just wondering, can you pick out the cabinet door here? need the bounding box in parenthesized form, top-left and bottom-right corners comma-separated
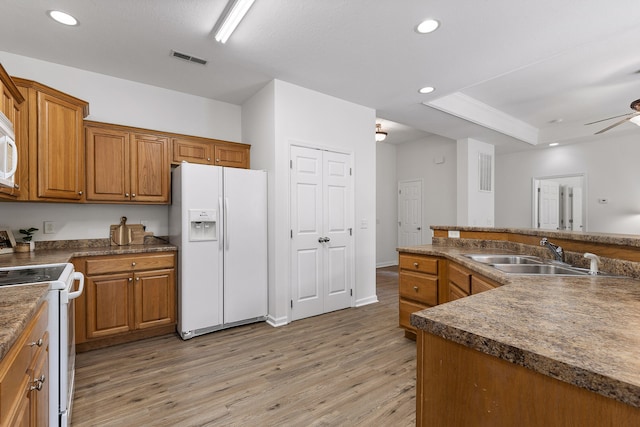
(29, 339, 49, 427)
(86, 273, 133, 339)
(134, 268, 175, 330)
(130, 133, 169, 203)
(171, 138, 212, 165)
(85, 126, 130, 202)
(35, 91, 85, 200)
(214, 144, 249, 168)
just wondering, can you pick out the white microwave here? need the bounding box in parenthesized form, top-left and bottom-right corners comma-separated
(0, 111, 17, 189)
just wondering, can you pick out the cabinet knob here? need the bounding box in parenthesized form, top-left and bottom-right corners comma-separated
(131, 262, 136, 266)
(413, 262, 419, 268)
(128, 277, 133, 282)
(207, 157, 211, 161)
(132, 193, 136, 197)
(14, 184, 19, 189)
(413, 286, 419, 292)
(78, 191, 83, 195)
(125, 193, 130, 197)
(29, 338, 44, 347)
(136, 277, 140, 281)
(216, 158, 220, 162)
(30, 375, 46, 391)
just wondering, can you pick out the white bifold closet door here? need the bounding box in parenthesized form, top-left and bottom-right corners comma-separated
(290, 145, 353, 321)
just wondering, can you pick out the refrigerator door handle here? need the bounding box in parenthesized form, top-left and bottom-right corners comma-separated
(219, 197, 224, 250)
(224, 197, 229, 250)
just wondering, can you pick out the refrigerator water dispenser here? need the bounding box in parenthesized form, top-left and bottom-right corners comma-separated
(189, 209, 217, 241)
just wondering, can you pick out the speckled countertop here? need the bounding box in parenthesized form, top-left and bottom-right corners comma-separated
(402, 244, 640, 408)
(0, 239, 177, 362)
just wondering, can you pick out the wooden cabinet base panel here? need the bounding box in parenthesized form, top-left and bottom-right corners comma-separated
(76, 325, 177, 353)
(417, 331, 640, 427)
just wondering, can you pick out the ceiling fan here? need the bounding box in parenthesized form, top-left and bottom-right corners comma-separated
(585, 99, 640, 134)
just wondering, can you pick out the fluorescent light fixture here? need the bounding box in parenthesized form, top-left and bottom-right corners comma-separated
(48, 10, 78, 26)
(630, 115, 640, 126)
(419, 86, 435, 94)
(214, 0, 256, 43)
(549, 142, 559, 147)
(416, 19, 440, 34)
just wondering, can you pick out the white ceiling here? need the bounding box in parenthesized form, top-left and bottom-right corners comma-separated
(1, 0, 640, 152)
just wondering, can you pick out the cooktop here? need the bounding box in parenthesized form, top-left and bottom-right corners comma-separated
(0, 264, 67, 287)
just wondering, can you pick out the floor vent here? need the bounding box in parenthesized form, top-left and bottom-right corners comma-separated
(171, 50, 208, 65)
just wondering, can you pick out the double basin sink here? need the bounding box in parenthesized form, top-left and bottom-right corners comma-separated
(464, 254, 594, 276)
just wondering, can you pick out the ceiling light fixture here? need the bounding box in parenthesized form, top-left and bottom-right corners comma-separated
(213, 0, 256, 43)
(416, 19, 440, 34)
(375, 123, 388, 142)
(549, 142, 559, 147)
(419, 86, 435, 94)
(48, 10, 78, 26)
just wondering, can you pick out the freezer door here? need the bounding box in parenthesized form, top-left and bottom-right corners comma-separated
(175, 163, 224, 336)
(223, 168, 268, 324)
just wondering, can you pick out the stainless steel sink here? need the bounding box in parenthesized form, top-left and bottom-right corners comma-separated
(491, 263, 590, 276)
(464, 254, 543, 265)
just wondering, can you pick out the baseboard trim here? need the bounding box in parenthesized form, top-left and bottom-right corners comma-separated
(266, 314, 288, 327)
(355, 295, 379, 307)
(376, 261, 398, 268)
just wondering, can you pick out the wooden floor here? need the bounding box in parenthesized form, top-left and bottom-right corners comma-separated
(71, 266, 416, 426)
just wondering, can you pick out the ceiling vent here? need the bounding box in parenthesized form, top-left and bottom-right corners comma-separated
(171, 50, 208, 65)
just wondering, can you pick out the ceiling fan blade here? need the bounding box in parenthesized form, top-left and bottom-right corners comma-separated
(594, 114, 638, 134)
(584, 112, 632, 126)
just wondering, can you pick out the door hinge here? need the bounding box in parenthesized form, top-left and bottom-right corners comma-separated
(399, 189, 402, 195)
(350, 168, 352, 176)
(290, 160, 293, 169)
(291, 299, 293, 309)
(350, 289, 353, 297)
(349, 228, 352, 236)
(290, 230, 293, 239)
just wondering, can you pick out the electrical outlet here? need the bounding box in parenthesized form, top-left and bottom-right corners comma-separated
(43, 221, 56, 234)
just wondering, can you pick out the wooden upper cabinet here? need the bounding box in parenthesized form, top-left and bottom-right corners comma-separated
(85, 122, 170, 204)
(214, 143, 249, 168)
(130, 133, 169, 203)
(171, 136, 250, 169)
(13, 77, 89, 202)
(85, 126, 130, 202)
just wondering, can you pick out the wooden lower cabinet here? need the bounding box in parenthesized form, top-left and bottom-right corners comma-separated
(398, 253, 441, 339)
(416, 331, 640, 426)
(448, 261, 500, 301)
(0, 302, 49, 427)
(73, 252, 176, 351)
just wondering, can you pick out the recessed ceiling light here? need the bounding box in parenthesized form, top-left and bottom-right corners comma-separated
(419, 86, 435, 94)
(48, 10, 78, 26)
(549, 142, 559, 147)
(416, 19, 440, 34)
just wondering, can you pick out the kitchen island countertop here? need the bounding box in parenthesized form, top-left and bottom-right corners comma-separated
(402, 244, 640, 408)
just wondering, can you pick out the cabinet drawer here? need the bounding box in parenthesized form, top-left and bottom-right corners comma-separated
(399, 271, 438, 306)
(449, 263, 471, 294)
(399, 299, 428, 331)
(84, 253, 175, 275)
(399, 254, 439, 275)
(471, 275, 499, 295)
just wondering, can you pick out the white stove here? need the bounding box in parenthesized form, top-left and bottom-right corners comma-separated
(0, 263, 84, 427)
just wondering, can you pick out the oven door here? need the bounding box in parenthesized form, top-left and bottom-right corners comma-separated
(59, 272, 84, 425)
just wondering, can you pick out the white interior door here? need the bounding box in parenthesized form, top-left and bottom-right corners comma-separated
(290, 146, 353, 321)
(398, 180, 422, 247)
(571, 187, 583, 230)
(537, 180, 560, 230)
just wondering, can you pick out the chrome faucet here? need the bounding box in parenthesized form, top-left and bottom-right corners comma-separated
(540, 237, 564, 262)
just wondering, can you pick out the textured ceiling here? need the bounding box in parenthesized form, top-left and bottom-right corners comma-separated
(1, 0, 639, 152)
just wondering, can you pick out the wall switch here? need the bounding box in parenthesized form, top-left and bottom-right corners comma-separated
(43, 221, 56, 234)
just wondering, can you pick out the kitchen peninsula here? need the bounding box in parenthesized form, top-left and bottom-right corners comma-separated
(400, 226, 640, 426)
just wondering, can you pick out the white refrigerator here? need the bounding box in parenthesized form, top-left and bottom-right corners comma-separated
(169, 162, 268, 339)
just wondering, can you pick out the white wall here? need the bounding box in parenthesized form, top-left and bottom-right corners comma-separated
(243, 79, 377, 326)
(495, 131, 640, 234)
(395, 135, 457, 244)
(457, 138, 495, 227)
(0, 52, 242, 241)
(376, 142, 397, 267)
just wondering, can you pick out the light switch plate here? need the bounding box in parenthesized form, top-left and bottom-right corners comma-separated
(448, 230, 460, 238)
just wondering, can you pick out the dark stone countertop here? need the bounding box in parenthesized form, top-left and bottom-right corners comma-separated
(400, 244, 640, 408)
